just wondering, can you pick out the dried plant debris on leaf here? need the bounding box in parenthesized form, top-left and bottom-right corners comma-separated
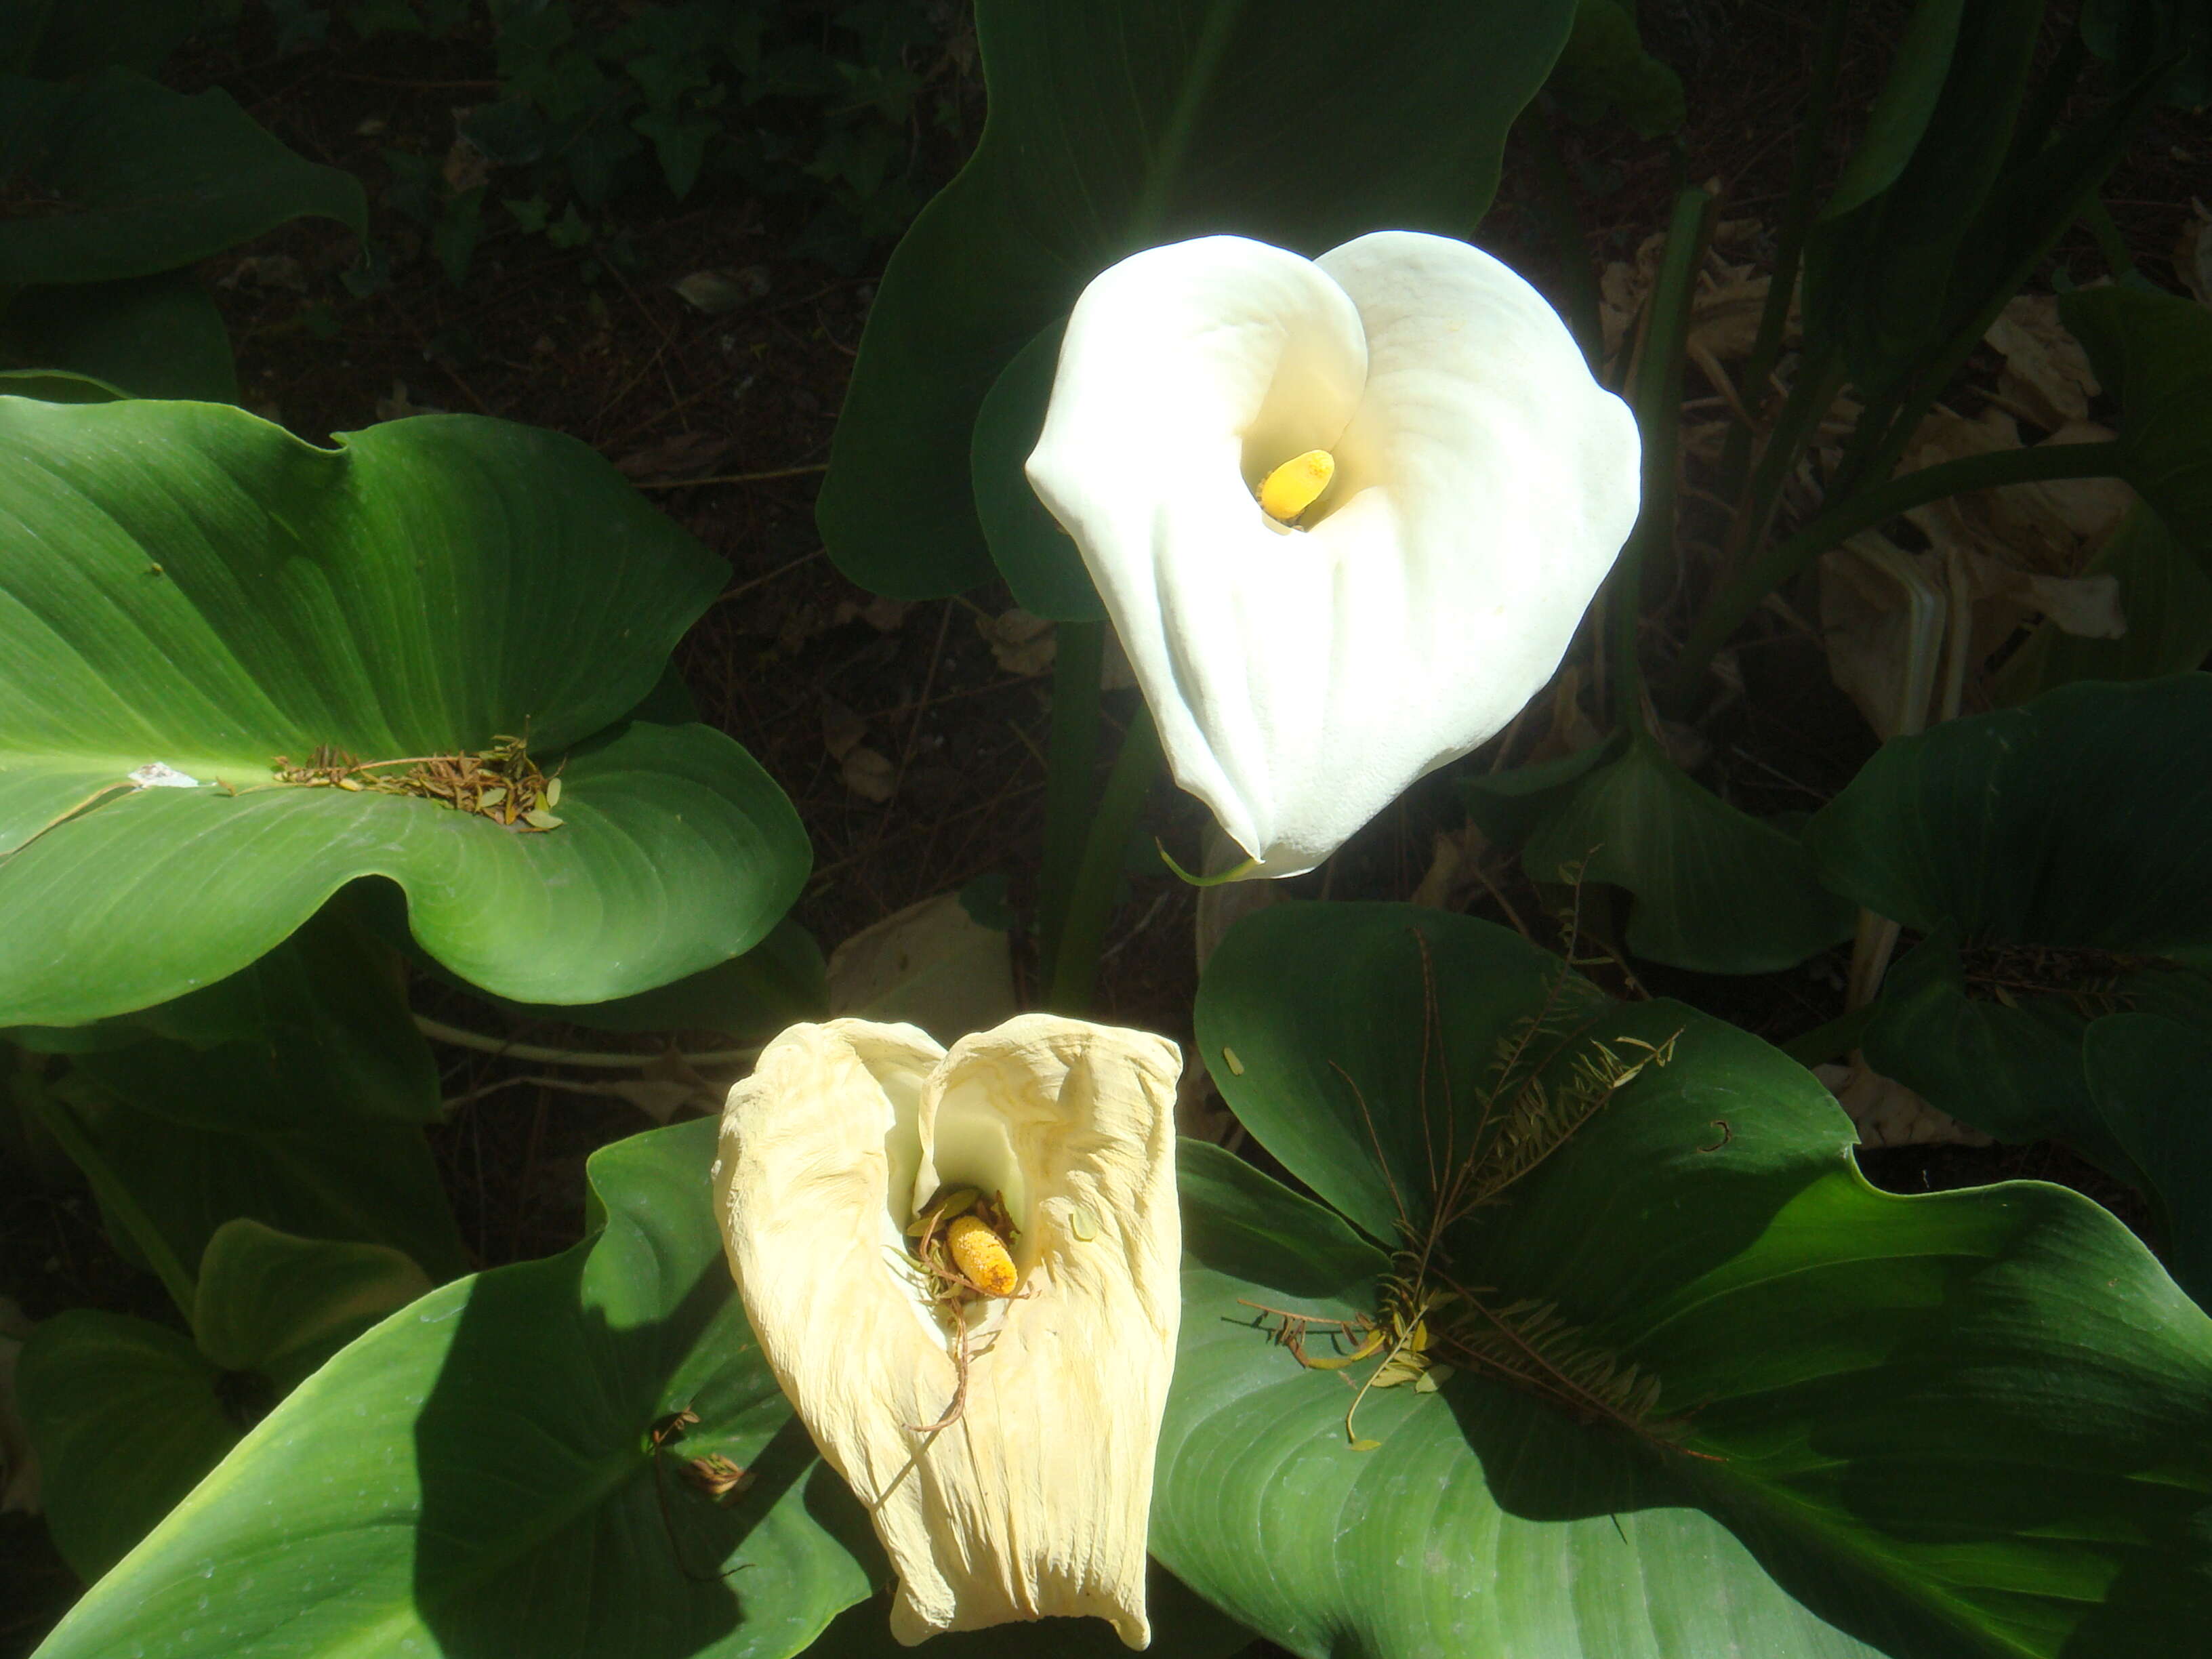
(1245, 932, 1693, 1452)
(270, 735, 565, 830)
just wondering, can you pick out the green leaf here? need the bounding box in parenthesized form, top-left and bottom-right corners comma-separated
(0, 367, 129, 403)
(1179, 902, 2212, 1657)
(0, 398, 809, 1022)
(2064, 285, 2212, 585)
(1506, 734, 1853, 974)
(21, 0, 204, 78)
(1807, 676, 2212, 954)
(56, 902, 441, 1126)
(2085, 1012, 2212, 1309)
(2082, 0, 2212, 107)
(1993, 502, 2212, 700)
(16, 1221, 429, 1581)
(16, 1312, 244, 1582)
(0, 271, 237, 401)
(29, 1119, 880, 1659)
(451, 914, 829, 1038)
(1801, 0, 2041, 390)
(72, 1052, 470, 1281)
(971, 321, 1102, 621)
(1546, 0, 1687, 138)
(1809, 676, 2212, 1156)
(1818, 0, 1967, 222)
(190, 1218, 432, 1384)
(0, 68, 366, 287)
(1854, 922, 2211, 1172)
(817, 0, 1580, 598)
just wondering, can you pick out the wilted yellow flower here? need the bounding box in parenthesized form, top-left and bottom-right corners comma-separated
(712, 1015, 1182, 1647)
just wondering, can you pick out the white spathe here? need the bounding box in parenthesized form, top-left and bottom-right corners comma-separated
(1027, 231, 1642, 879)
(712, 1015, 1182, 1647)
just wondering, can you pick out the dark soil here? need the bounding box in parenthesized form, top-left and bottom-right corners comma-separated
(5, 1, 2205, 1650)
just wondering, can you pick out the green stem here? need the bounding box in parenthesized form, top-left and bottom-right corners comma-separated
(1524, 100, 1604, 371)
(2080, 192, 2138, 279)
(1035, 618, 1105, 985)
(1610, 186, 1713, 731)
(1673, 438, 2129, 689)
(1729, 349, 1845, 572)
(21, 1080, 197, 1323)
(1721, 0, 1850, 499)
(2009, 26, 2089, 175)
(1044, 703, 1164, 1015)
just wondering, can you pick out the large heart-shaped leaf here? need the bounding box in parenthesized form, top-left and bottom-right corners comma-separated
(17, 1221, 429, 1580)
(27, 1117, 881, 1659)
(0, 397, 808, 1023)
(1807, 676, 2212, 952)
(817, 0, 1578, 598)
(1849, 922, 2211, 1176)
(1172, 902, 2212, 1658)
(1807, 675, 2212, 1153)
(24, 1115, 1235, 1658)
(1469, 734, 1853, 974)
(447, 914, 830, 1038)
(0, 67, 365, 285)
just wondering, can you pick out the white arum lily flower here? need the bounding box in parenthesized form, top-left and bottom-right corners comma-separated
(1027, 231, 1642, 880)
(712, 1015, 1181, 1647)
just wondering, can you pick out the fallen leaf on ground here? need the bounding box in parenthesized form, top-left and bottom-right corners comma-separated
(1904, 408, 2133, 575)
(1983, 293, 2101, 430)
(217, 255, 308, 292)
(842, 745, 897, 801)
(614, 429, 736, 480)
(826, 890, 1017, 1042)
(833, 594, 908, 633)
(672, 266, 770, 314)
(1814, 1057, 1993, 1148)
(976, 607, 1056, 675)
(373, 381, 441, 422)
(820, 695, 866, 761)
(1821, 529, 2123, 739)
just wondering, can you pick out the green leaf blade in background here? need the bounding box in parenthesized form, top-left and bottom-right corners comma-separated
(0, 271, 237, 401)
(0, 68, 366, 286)
(2064, 285, 2212, 585)
(1805, 677, 2212, 1151)
(1480, 735, 1854, 975)
(1176, 902, 2212, 1658)
(1806, 675, 2212, 952)
(15, 1311, 243, 1584)
(28, 1118, 880, 1659)
(18, 1221, 430, 1582)
(2085, 1012, 2212, 1309)
(819, 0, 1580, 598)
(1994, 502, 2212, 700)
(0, 398, 810, 1023)
(970, 321, 1103, 621)
(1800, 0, 2039, 391)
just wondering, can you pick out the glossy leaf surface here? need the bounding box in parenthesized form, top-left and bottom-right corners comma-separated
(1173, 902, 2212, 1658)
(29, 1119, 880, 1659)
(0, 398, 808, 1023)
